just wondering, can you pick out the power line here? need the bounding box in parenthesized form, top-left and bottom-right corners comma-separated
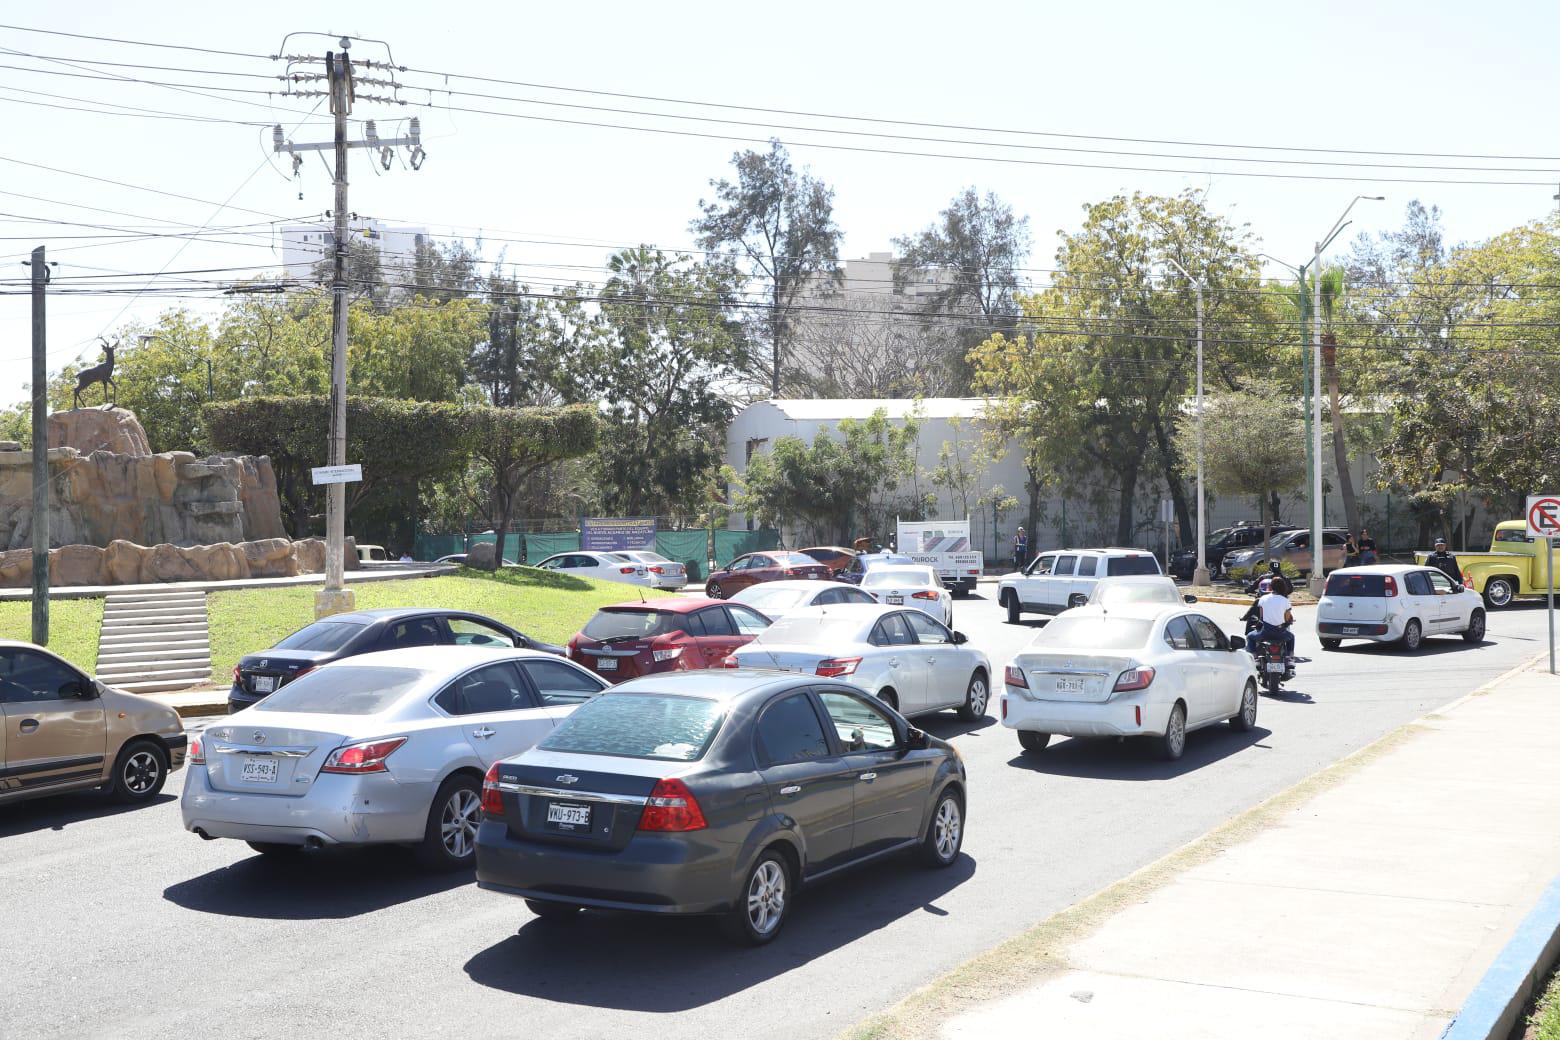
(0, 22, 273, 60)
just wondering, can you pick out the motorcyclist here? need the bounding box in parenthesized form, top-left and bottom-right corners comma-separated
(1243, 559, 1284, 596)
(1426, 538, 1463, 584)
(1247, 575, 1296, 663)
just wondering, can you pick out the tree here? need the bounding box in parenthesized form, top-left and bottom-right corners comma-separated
(925, 416, 997, 520)
(1173, 380, 1305, 562)
(787, 293, 962, 397)
(691, 139, 842, 396)
(894, 188, 1030, 386)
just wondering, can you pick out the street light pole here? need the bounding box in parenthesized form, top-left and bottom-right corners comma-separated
(139, 334, 213, 402)
(1165, 256, 1207, 585)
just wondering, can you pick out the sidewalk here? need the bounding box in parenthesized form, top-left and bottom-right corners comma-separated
(859, 660, 1560, 1040)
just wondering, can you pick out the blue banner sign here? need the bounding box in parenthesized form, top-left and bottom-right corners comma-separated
(581, 517, 658, 552)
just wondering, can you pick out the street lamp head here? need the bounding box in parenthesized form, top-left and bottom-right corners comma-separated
(1364, 195, 1385, 201)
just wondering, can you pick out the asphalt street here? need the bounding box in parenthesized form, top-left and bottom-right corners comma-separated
(2, 593, 1551, 1040)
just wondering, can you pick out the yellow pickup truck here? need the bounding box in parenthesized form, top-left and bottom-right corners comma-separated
(1418, 521, 1560, 608)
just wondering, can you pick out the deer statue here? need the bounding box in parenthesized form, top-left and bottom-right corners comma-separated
(72, 338, 118, 409)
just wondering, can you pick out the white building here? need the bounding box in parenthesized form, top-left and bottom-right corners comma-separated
(279, 219, 429, 283)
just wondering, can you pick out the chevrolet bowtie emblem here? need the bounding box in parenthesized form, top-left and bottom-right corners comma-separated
(555, 774, 579, 785)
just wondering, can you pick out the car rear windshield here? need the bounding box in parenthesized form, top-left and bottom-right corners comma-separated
(1106, 556, 1160, 577)
(863, 567, 934, 587)
(1032, 616, 1154, 650)
(773, 552, 820, 567)
(1326, 573, 1390, 597)
(273, 620, 368, 652)
(539, 693, 724, 761)
(581, 609, 676, 642)
(757, 615, 866, 645)
(253, 666, 424, 714)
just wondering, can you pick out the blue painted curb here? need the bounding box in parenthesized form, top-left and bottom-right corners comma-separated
(1441, 871, 1560, 1039)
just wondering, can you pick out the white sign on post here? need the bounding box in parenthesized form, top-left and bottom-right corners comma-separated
(1526, 495, 1559, 675)
(311, 464, 363, 485)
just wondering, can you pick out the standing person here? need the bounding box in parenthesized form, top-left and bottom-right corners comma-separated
(1344, 532, 1361, 569)
(1358, 527, 1378, 565)
(1426, 538, 1463, 584)
(1013, 526, 1029, 569)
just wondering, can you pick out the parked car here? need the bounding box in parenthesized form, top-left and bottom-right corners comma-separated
(1001, 604, 1258, 761)
(475, 670, 967, 944)
(1316, 565, 1486, 651)
(1085, 575, 1196, 609)
(730, 579, 877, 619)
(859, 564, 953, 627)
(997, 548, 1162, 624)
(229, 608, 563, 714)
(613, 550, 690, 590)
(1222, 528, 1349, 578)
(355, 544, 389, 563)
(731, 604, 991, 720)
(1169, 522, 1296, 580)
(184, 647, 607, 868)
(839, 552, 915, 586)
(1418, 520, 1560, 609)
(797, 545, 858, 576)
(568, 599, 771, 681)
(0, 641, 186, 806)
(534, 550, 658, 588)
(434, 553, 517, 567)
(705, 551, 832, 599)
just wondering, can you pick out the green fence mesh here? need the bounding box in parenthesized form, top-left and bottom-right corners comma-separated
(656, 530, 710, 581)
(713, 528, 781, 567)
(522, 532, 580, 563)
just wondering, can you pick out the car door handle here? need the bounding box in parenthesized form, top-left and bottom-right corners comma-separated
(779, 785, 801, 796)
(858, 772, 877, 782)
(889, 659, 899, 668)
(18, 718, 39, 733)
(926, 657, 936, 666)
(472, 726, 495, 739)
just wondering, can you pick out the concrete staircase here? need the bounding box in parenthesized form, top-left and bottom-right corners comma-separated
(95, 589, 213, 694)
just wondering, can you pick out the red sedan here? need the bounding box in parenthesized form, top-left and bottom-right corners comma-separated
(705, 551, 832, 599)
(567, 598, 771, 681)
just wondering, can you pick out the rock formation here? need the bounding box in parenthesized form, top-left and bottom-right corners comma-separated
(48, 407, 152, 456)
(0, 536, 358, 588)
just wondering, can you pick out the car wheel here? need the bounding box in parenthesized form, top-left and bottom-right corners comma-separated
(706, 582, 724, 599)
(1158, 702, 1187, 761)
(110, 739, 167, 803)
(1017, 730, 1050, 754)
(415, 774, 482, 871)
(1462, 609, 1486, 643)
(1320, 637, 1342, 650)
(1229, 680, 1258, 732)
(246, 841, 303, 857)
(1399, 618, 1423, 653)
(525, 898, 582, 921)
(957, 671, 989, 721)
(1483, 578, 1514, 610)
(1005, 592, 1021, 625)
(917, 788, 964, 868)
(877, 688, 900, 713)
(720, 850, 791, 945)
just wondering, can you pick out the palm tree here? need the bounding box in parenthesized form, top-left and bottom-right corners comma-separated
(1316, 267, 1361, 538)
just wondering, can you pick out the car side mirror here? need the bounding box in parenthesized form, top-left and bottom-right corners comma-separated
(1228, 635, 1245, 651)
(61, 678, 96, 699)
(906, 727, 930, 750)
(1183, 594, 1198, 603)
(951, 631, 968, 644)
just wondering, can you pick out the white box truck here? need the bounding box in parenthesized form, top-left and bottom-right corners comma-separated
(897, 519, 983, 597)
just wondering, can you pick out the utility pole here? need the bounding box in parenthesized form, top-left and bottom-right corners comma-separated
(1165, 255, 1207, 586)
(272, 35, 422, 618)
(28, 246, 49, 644)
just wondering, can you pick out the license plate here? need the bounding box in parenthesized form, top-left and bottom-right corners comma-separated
(1265, 662, 1286, 674)
(887, 594, 904, 605)
(241, 758, 278, 783)
(808, 573, 820, 579)
(546, 801, 591, 830)
(1056, 678, 1085, 694)
(1340, 626, 1359, 635)
(253, 675, 275, 693)
(596, 657, 618, 671)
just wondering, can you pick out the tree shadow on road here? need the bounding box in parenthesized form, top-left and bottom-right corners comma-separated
(462, 853, 976, 1011)
(163, 847, 471, 920)
(0, 791, 175, 840)
(1004, 725, 1274, 781)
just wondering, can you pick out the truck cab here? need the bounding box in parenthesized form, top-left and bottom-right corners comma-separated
(1419, 521, 1560, 608)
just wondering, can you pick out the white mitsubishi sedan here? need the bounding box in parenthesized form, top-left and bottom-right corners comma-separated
(1316, 565, 1485, 651)
(1001, 604, 1257, 761)
(860, 565, 953, 627)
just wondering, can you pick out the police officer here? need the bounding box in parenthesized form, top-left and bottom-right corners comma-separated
(1426, 537, 1463, 584)
(1013, 526, 1028, 569)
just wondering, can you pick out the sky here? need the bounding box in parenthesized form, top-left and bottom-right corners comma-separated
(2, 0, 1557, 409)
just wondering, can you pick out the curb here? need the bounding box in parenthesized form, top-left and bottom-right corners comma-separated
(172, 702, 228, 719)
(1440, 872, 1560, 1040)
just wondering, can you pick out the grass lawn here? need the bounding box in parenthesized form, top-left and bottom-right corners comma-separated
(0, 598, 106, 672)
(1524, 962, 1560, 1040)
(206, 566, 672, 682)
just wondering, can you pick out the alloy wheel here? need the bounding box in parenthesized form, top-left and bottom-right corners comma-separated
(933, 797, 962, 862)
(441, 788, 481, 859)
(968, 677, 988, 715)
(1241, 684, 1257, 727)
(746, 859, 787, 936)
(122, 750, 161, 794)
(1165, 705, 1186, 758)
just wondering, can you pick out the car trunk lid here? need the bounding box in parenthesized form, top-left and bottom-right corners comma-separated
(571, 638, 653, 680)
(492, 751, 665, 851)
(730, 644, 830, 675)
(236, 650, 332, 696)
(1011, 651, 1137, 703)
(200, 713, 352, 796)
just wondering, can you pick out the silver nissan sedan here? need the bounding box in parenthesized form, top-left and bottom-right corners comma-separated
(181, 646, 607, 869)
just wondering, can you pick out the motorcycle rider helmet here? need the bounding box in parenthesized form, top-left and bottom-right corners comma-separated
(1268, 559, 1283, 574)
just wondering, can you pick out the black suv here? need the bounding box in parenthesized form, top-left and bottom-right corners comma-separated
(1170, 523, 1297, 580)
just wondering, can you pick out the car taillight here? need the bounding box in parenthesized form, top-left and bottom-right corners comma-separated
(321, 736, 407, 774)
(291, 665, 316, 682)
(1004, 665, 1028, 689)
(912, 590, 938, 600)
(722, 655, 741, 668)
(652, 646, 684, 662)
(816, 657, 861, 677)
(231, 664, 242, 685)
(1113, 666, 1155, 692)
(620, 566, 636, 574)
(189, 735, 204, 765)
(649, 566, 664, 574)
(638, 777, 707, 832)
(1384, 575, 1398, 596)
(480, 762, 505, 819)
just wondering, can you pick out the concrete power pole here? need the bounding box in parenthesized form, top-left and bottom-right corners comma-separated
(28, 246, 50, 644)
(272, 36, 423, 618)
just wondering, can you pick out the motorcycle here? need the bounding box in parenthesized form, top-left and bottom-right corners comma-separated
(1245, 621, 1297, 695)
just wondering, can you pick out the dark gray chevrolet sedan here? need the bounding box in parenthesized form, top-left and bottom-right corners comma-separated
(475, 669, 967, 944)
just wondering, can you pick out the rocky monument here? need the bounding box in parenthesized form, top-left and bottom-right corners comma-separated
(0, 406, 355, 587)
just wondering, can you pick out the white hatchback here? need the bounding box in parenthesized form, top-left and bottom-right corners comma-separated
(1001, 604, 1258, 761)
(1316, 565, 1486, 651)
(860, 565, 953, 627)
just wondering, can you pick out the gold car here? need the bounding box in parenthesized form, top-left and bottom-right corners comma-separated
(1, 641, 186, 806)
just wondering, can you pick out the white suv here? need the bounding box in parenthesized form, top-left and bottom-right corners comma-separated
(998, 548, 1163, 624)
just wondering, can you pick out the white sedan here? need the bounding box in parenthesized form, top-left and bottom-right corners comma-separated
(730, 579, 877, 619)
(860, 565, 953, 627)
(1084, 575, 1196, 608)
(534, 551, 655, 587)
(1316, 564, 1486, 651)
(1001, 604, 1258, 761)
(613, 550, 690, 590)
(730, 604, 992, 720)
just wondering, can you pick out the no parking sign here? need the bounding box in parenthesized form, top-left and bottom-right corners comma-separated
(1526, 495, 1559, 674)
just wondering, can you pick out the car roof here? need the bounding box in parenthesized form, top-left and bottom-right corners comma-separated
(324, 646, 561, 671)
(737, 579, 849, 593)
(1330, 564, 1437, 575)
(1047, 603, 1187, 622)
(778, 603, 906, 621)
(1041, 547, 1158, 555)
(599, 597, 722, 615)
(1092, 575, 1176, 586)
(800, 545, 855, 554)
(311, 607, 490, 625)
(609, 668, 808, 702)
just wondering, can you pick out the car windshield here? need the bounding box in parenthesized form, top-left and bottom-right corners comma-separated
(581, 609, 676, 642)
(1105, 556, 1160, 577)
(1206, 528, 1235, 547)
(539, 693, 724, 761)
(273, 620, 368, 652)
(253, 665, 423, 714)
(863, 567, 934, 588)
(754, 615, 866, 645)
(1031, 616, 1154, 650)
(734, 586, 813, 611)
